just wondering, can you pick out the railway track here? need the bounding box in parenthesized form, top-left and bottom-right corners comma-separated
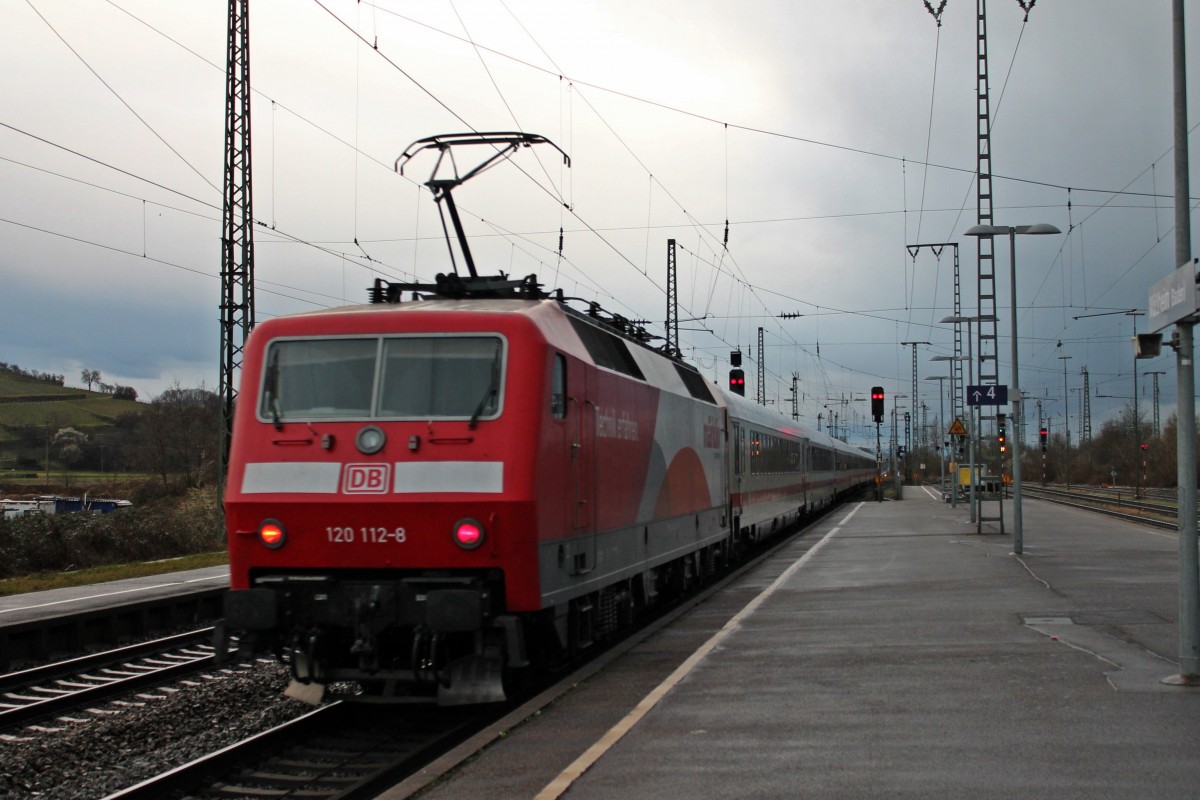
(1021, 485, 1180, 530)
(0, 627, 222, 731)
(106, 701, 490, 800)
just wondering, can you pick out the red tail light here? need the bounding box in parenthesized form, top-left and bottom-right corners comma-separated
(453, 518, 484, 550)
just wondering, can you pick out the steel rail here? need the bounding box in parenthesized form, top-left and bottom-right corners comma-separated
(102, 701, 491, 800)
(1021, 486, 1179, 531)
(1025, 485, 1181, 518)
(0, 627, 215, 692)
(0, 628, 222, 729)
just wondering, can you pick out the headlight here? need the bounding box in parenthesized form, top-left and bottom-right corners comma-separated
(356, 425, 386, 455)
(259, 519, 286, 549)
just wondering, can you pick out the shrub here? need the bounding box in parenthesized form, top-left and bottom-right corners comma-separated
(0, 488, 223, 578)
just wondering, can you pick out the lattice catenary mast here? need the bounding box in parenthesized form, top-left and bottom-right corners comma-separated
(1080, 367, 1092, 445)
(756, 327, 766, 405)
(219, 0, 255, 495)
(974, 0, 999, 391)
(665, 239, 679, 359)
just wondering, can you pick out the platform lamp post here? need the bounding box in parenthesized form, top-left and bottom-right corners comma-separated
(965, 223, 1062, 556)
(1167, 0, 1198, 685)
(925, 375, 950, 500)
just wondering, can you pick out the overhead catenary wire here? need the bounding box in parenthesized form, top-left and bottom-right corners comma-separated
(9, 2, 1190, 427)
(23, 0, 220, 197)
(88, 0, 1200, 363)
(0, 123, 423, 288)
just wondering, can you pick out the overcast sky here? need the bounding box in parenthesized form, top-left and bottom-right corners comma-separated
(1, 0, 1195, 448)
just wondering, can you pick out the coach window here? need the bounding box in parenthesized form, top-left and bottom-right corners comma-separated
(551, 354, 567, 418)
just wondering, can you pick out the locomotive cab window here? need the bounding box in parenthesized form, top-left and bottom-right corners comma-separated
(260, 335, 505, 422)
(261, 338, 377, 420)
(379, 337, 502, 419)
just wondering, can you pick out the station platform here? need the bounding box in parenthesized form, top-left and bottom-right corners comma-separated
(397, 486, 1200, 800)
(0, 566, 228, 626)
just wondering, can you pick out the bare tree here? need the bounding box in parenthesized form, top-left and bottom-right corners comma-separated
(81, 368, 101, 391)
(132, 384, 219, 488)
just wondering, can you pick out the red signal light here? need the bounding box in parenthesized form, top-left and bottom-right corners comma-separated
(870, 386, 885, 423)
(453, 518, 485, 550)
(729, 368, 746, 396)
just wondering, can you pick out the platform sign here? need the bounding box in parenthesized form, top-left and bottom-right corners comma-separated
(957, 465, 979, 486)
(966, 384, 1007, 406)
(1148, 261, 1198, 333)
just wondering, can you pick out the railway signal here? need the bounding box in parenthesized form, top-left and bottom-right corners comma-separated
(729, 368, 746, 396)
(1039, 426, 1048, 452)
(871, 386, 885, 423)
(729, 350, 745, 395)
(997, 413, 1007, 453)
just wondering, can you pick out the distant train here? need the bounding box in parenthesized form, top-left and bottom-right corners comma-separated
(220, 275, 875, 704)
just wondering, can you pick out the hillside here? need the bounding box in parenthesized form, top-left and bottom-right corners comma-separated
(0, 373, 148, 472)
(0, 374, 144, 431)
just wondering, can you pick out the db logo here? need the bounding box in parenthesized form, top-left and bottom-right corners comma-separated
(343, 463, 391, 494)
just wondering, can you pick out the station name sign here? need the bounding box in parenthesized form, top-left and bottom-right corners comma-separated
(1148, 260, 1198, 333)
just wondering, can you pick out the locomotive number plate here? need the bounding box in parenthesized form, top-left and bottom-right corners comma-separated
(325, 526, 407, 544)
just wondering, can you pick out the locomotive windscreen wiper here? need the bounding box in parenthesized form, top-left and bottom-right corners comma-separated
(468, 342, 502, 430)
(264, 349, 283, 430)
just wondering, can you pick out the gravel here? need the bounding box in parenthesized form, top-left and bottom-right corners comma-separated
(0, 660, 317, 799)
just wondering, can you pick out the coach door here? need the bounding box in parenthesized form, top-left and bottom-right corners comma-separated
(800, 437, 810, 513)
(731, 421, 745, 524)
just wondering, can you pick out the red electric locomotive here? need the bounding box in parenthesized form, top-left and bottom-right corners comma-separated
(220, 134, 874, 704)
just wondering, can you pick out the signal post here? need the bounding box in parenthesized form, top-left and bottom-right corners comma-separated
(871, 387, 885, 501)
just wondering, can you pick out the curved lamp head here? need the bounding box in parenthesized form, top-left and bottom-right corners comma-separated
(965, 223, 1061, 237)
